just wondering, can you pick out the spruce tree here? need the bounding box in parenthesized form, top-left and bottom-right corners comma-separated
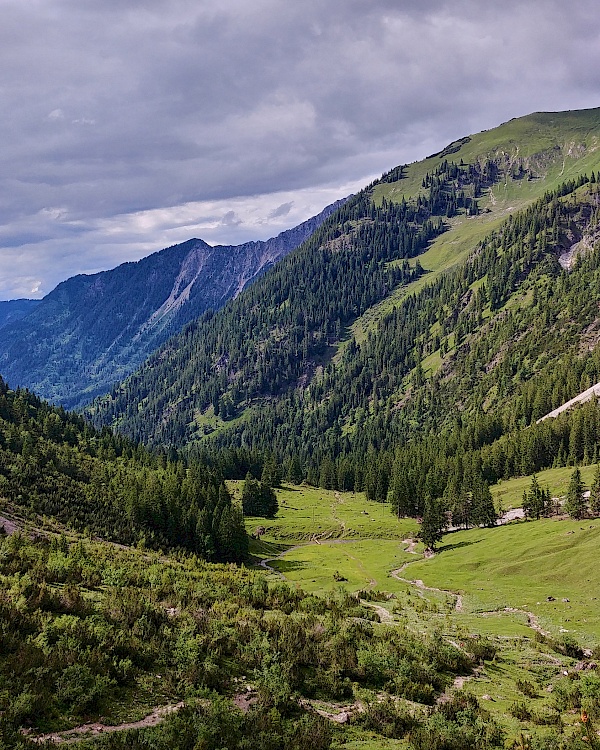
(242, 473, 279, 518)
(523, 475, 548, 520)
(565, 467, 586, 520)
(590, 464, 600, 517)
(420, 496, 446, 550)
(471, 480, 497, 527)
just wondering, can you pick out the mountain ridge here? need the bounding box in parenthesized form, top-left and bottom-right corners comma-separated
(90, 108, 600, 481)
(0, 198, 346, 409)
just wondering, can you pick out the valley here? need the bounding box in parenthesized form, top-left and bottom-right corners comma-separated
(6, 108, 600, 748)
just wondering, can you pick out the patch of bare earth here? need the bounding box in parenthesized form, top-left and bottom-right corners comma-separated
(0, 515, 20, 535)
(299, 698, 362, 724)
(28, 703, 185, 744)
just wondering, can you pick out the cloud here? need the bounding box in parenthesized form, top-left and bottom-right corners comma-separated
(2, 0, 600, 298)
(220, 210, 242, 227)
(268, 202, 293, 219)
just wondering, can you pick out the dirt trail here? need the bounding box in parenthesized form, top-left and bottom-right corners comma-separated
(402, 538, 417, 554)
(0, 514, 20, 535)
(392, 559, 550, 635)
(299, 698, 361, 724)
(360, 600, 395, 623)
(29, 702, 185, 744)
(259, 538, 355, 578)
(392, 567, 463, 611)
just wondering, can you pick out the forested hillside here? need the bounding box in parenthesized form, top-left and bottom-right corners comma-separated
(0, 377, 246, 561)
(0, 200, 344, 409)
(92, 109, 600, 494)
(0, 299, 39, 329)
(91, 156, 494, 443)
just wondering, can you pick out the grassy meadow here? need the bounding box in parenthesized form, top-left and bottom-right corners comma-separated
(236, 477, 600, 743)
(239, 480, 600, 645)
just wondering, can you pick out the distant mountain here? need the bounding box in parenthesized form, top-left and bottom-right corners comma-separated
(91, 108, 600, 485)
(0, 299, 40, 329)
(0, 199, 346, 408)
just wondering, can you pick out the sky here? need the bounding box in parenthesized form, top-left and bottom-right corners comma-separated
(1, 0, 600, 300)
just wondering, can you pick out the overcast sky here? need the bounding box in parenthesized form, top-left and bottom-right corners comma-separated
(1, 0, 600, 300)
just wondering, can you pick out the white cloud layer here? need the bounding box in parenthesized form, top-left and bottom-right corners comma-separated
(1, 0, 600, 298)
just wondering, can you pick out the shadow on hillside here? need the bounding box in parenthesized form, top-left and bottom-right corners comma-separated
(272, 559, 307, 574)
(438, 539, 481, 553)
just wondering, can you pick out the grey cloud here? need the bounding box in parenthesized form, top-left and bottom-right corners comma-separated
(268, 202, 293, 220)
(220, 210, 242, 227)
(2, 0, 600, 297)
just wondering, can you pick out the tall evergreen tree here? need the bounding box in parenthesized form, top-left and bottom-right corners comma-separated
(471, 479, 497, 527)
(420, 496, 447, 550)
(522, 475, 550, 520)
(590, 464, 600, 517)
(565, 467, 586, 519)
(242, 472, 278, 518)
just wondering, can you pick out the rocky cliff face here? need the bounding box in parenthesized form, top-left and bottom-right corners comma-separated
(0, 199, 346, 408)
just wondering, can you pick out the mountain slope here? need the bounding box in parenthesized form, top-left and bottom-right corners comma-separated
(0, 298, 40, 328)
(92, 108, 600, 472)
(0, 375, 246, 561)
(0, 200, 344, 409)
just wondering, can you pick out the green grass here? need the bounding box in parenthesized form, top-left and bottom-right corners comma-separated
(240, 480, 600, 648)
(407, 517, 600, 644)
(231, 483, 418, 543)
(492, 464, 599, 511)
(241, 476, 600, 742)
(269, 539, 414, 596)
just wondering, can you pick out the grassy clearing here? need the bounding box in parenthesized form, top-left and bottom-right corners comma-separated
(236, 477, 600, 746)
(407, 517, 600, 644)
(269, 539, 414, 597)
(241, 483, 600, 644)
(231, 483, 417, 543)
(492, 464, 599, 511)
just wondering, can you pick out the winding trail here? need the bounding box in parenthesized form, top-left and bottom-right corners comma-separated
(29, 702, 185, 744)
(391, 554, 550, 636)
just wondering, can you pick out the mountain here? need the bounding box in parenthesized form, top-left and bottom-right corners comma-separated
(0, 200, 345, 409)
(0, 298, 40, 328)
(92, 107, 600, 471)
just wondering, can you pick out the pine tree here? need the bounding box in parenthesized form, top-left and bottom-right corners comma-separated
(471, 480, 497, 527)
(391, 464, 415, 517)
(287, 455, 304, 485)
(261, 455, 282, 488)
(590, 464, 600, 517)
(565, 467, 586, 520)
(242, 473, 279, 518)
(522, 475, 548, 520)
(420, 496, 446, 550)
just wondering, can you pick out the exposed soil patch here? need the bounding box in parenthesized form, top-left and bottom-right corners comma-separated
(28, 702, 185, 744)
(0, 514, 20, 535)
(402, 538, 417, 554)
(233, 691, 258, 713)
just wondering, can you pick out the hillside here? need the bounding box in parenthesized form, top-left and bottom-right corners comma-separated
(92, 108, 600, 483)
(0, 298, 39, 328)
(0, 200, 344, 409)
(0, 376, 246, 562)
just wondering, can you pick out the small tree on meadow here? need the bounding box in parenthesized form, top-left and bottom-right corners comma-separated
(590, 464, 600, 517)
(242, 473, 278, 518)
(471, 479, 498, 527)
(565, 467, 586, 520)
(420, 496, 446, 551)
(522, 475, 551, 520)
